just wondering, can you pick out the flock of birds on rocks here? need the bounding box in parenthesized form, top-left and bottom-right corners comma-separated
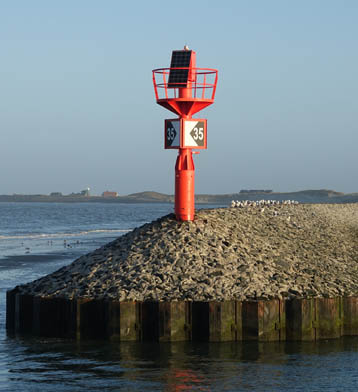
(230, 199, 300, 208)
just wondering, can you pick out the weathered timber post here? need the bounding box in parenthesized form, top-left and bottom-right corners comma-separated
(286, 298, 316, 341)
(33, 296, 77, 338)
(235, 301, 243, 341)
(208, 301, 237, 342)
(76, 299, 109, 340)
(118, 301, 141, 341)
(158, 302, 189, 342)
(192, 302, 209, 341)
(315, 297, 343, 339)
(342, 297, 358, 336)
(107, 301, 121, 341)
(242, 300, 285, 341)
(15, 294, 34, 334)
(6, 289, 18, 332)
(141, 302, 159, 341)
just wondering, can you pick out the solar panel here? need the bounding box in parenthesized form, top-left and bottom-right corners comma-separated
(168, 50, 192, 88)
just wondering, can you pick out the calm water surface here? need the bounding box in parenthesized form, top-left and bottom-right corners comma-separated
(1, 202, 358, 391)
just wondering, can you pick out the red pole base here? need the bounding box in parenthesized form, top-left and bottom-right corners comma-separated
(175, 149, 195, 221)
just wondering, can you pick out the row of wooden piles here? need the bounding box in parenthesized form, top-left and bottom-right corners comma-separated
(6, 290, 358, 341)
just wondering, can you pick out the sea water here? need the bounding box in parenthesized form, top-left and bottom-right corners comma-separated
(1, 202, 358, 391)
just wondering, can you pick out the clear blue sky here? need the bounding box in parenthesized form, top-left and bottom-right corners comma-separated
(1, 1, 357, 195)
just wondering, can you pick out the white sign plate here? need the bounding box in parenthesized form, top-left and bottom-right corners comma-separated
(184, 120, 206, 147)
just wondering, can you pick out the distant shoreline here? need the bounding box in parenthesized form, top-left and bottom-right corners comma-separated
(0, 189, 357, 204)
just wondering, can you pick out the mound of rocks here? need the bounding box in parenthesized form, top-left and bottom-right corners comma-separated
(17, 204, 358, 301)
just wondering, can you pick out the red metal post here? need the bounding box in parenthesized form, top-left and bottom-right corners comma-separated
(175, 148, 195, 221)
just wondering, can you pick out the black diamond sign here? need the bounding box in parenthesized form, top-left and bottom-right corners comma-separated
(189, 121, 205, 147)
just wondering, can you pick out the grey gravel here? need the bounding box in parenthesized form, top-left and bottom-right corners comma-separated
(16, 203, 358, 301)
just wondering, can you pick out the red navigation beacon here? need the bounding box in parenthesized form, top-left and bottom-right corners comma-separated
(152, 47, 218, 221)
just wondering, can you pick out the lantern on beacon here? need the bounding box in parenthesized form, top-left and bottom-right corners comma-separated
(152, 47, 218, 221)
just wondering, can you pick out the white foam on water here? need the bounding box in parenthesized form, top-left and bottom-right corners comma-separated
(0, 228, 131, 241)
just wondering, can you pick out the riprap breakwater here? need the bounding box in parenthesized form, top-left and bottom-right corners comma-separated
(7, 204, 358, 341)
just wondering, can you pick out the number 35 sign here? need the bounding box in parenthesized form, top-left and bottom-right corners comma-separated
(164, 118, 207, 149)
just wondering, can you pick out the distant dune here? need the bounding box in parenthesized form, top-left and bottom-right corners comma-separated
(0, 189, 357, 204)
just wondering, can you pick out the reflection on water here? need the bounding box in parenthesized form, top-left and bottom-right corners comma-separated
(2, 336, 358, 391)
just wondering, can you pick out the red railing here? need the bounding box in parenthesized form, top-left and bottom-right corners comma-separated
(152, 67, 218, 101)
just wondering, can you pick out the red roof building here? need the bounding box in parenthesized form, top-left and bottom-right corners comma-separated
(102, 191, 118, 198)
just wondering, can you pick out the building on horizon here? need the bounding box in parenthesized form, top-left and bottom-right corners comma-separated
(102, 191, 119, 198)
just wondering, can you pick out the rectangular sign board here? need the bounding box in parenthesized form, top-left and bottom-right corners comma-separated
(164, 119, 207, 149)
